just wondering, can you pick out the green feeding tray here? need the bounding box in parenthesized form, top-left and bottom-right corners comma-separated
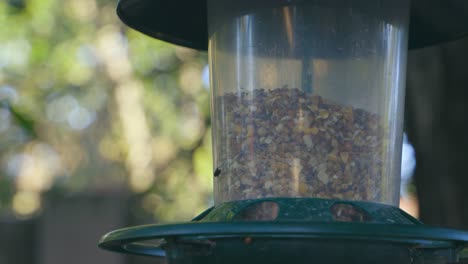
(99, 198, 468, 264)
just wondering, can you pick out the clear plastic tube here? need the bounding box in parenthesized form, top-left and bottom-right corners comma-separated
(208, 0, 410, 206)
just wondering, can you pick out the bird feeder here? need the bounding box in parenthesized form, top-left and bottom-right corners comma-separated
(99, 0, 468, 263)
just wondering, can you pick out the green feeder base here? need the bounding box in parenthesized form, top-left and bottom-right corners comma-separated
(99, 198, 468, 264)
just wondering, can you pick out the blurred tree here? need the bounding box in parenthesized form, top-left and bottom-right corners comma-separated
(0, 0, 212, 221)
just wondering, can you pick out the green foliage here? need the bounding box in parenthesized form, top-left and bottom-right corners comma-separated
(0, 0, 212, 221)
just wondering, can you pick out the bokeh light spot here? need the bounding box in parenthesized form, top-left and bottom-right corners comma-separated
(0, 39, 31, 69)
(10, 143, 62, 192)
(152, 136, 177, 167)
(202, 64, 210, 89)
(0, 85, 19, 104)
(12, 191, 41, 217)
(67, 106, 95, 130)
(77, 44, 99, 68)
(179, 63, 203, 95)
(401, 133, 416, 197)
(64, 0, 97, 22)
(46, 95, 79, 123)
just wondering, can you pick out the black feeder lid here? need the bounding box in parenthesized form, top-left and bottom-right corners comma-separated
(116, 0, 468, 50)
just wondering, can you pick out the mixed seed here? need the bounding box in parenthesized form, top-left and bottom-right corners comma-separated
(215, 87, 384, 203)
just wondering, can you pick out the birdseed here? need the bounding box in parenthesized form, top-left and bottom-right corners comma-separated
(215, 87, 384, 204)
